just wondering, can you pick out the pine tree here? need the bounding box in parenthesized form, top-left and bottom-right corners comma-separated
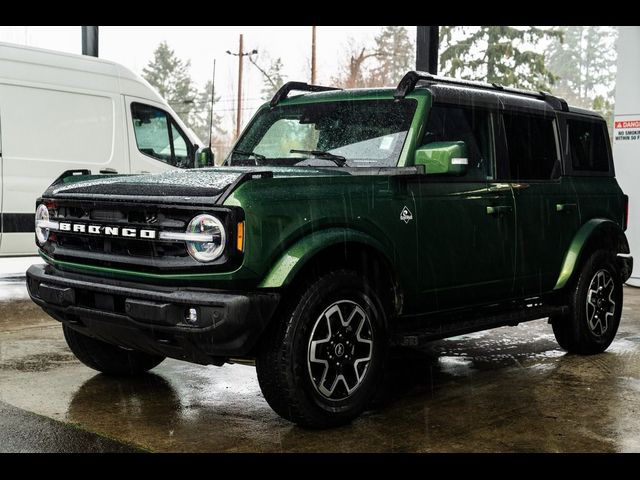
(545, 26, 617, 119)
(371, 26, 415, 86)
(439, 26, 562, 90)
(260, 57, 286, 100)
(142, 42, 198, 129)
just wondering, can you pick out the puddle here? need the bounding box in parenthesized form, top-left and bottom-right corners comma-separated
(0, 352, 76, 372)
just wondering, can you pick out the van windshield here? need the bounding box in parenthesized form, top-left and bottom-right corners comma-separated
(226, 99, 417, 168)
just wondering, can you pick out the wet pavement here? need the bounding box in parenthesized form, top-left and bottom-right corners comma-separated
(1, 278, 640, 452)
(0, 400, 140, 452)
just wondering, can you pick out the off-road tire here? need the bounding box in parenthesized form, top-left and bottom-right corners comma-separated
(256, 270, 388, 429)
(63, 324, 165, 375)
(551, 249, 622, 354)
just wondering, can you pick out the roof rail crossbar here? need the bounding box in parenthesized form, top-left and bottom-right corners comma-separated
(51, 169, 92, 186)
(394, 71, 568, 112)
(270, 81, 342, 107)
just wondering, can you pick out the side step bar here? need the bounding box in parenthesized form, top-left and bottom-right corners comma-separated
(391, 303, 569, 347)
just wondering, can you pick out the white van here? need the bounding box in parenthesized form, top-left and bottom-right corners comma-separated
(0, 42, 206, 256)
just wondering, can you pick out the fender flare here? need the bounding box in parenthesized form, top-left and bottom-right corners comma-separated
(258, 228, 391, 288)
(553, 218, 628, 290)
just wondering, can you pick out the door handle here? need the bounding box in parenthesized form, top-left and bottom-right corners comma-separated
(486, 205, 513, 216)
(99, 168, 118, 174)
(556, 203, 577, 213)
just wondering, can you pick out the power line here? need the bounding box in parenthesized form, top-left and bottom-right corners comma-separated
(173, 106, 259, 115)
(226, 34, 258, 139)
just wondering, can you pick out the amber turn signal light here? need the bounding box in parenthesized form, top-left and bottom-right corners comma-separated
(237, 222, 245, 252)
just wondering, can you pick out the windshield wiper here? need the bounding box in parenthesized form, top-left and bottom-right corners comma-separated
(290, 149, 347, 167)
(232, 149, 266, 161)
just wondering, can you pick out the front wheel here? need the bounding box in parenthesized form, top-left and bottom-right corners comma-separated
(63, 324, 165, 375)
(551, 250, 623, 354)
(256, 270, 388, 428)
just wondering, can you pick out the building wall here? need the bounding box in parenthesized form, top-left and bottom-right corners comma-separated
(613, 26, 640, 286)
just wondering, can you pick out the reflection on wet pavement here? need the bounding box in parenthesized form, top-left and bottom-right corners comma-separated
(1, 280, 640, 452)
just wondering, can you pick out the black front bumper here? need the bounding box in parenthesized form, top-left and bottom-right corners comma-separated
(26, 264, 280, 364)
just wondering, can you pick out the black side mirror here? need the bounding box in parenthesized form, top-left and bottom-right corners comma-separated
(197, 147, 215, 168)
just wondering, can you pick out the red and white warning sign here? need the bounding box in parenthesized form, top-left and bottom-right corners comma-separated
(614, 117, 640, 141)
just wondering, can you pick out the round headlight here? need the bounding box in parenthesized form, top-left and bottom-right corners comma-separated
(35, 204, 50, 244)
(185, 214, 226, 262)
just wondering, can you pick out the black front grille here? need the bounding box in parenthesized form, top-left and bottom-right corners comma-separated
(41, 199, 242, 274)
(56, 204, 181, 227)
(54, 233, 187, 258)
(90, 209, 126, 222)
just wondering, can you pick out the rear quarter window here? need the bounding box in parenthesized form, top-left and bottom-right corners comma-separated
(567, 119, 610, 173)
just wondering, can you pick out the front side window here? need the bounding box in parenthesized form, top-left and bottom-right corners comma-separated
(421, 104, 494, 180)
(228, 99, 417, 168)
(502, 113, 559, 180)
(568, 119, 609, 172)
(131, 103, 192, 167)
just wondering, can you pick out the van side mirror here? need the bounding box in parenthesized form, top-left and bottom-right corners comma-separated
(197, 147, 215, 168)
(414, 141, 468, 176)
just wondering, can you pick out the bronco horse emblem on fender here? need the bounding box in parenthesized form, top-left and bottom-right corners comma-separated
(400, 206, 413, 224)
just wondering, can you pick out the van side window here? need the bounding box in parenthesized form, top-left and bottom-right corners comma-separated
(171, 122, 190, 165)
(568, 119, 609, 172)
(502, 113, 559, 180)
(421, 104, 494, 180)
(131, 103, 192, 167)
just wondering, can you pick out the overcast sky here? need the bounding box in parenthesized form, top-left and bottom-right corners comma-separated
(0, 26, 400, 133)
(2, 26, 616, 136)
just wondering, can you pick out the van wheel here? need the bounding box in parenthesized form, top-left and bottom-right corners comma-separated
(63, 324, 165, 375)
(256, 270, 388, 429)
(551, 250, 622, 354)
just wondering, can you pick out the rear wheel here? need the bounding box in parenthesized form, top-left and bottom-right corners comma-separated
(63, 324, 165, 375)
(551, 250, 622, 354)
(256, 270, 388, 428)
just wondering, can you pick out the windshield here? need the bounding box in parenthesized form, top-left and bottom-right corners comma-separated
(226, 99, 417, 168)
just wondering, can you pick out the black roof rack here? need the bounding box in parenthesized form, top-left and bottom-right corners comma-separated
(51, 169, 92, 186)
(394, 70, 568, 112)
(270, 81, 342, 107)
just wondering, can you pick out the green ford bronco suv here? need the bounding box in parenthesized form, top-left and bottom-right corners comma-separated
(28, 71, 632, 428)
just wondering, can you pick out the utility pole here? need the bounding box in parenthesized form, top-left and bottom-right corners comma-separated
(311, 26, 317, 84)
(235, 34, 244, 138)
(227, 36, 259, 138)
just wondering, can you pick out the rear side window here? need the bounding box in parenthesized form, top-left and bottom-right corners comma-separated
(568, 119, 609, 172)
(502, 113, 559, 180)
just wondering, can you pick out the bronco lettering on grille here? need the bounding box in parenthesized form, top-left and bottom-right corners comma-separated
(58, 222, 157, 240)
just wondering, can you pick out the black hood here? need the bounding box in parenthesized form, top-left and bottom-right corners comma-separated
(44, 166, 348, 202)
